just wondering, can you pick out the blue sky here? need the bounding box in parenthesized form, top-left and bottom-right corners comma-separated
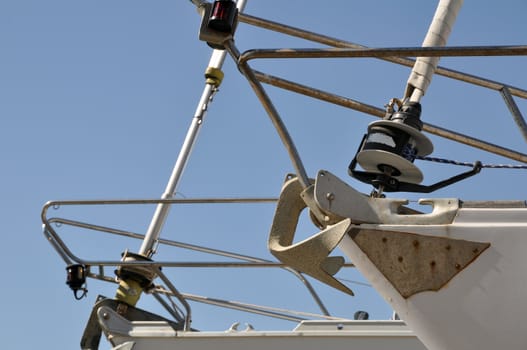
(2, 1, 527, 348)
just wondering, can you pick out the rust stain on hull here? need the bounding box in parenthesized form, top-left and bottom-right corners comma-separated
(349, 227, 490, 298)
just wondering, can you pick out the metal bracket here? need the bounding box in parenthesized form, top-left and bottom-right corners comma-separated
(314, 170, 460, 225)
(268, 175, 354, 295)
(349, 156, 483, 193)
(81, 296, 184, 350)
(314, 170, 380, 224)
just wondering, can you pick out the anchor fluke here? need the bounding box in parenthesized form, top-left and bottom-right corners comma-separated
(268, 175, 354, 296)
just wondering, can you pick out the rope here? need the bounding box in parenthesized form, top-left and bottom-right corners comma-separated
(417, 155, 527, 169)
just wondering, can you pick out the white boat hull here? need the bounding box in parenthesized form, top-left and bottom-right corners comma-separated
(340, 205, 527, 350)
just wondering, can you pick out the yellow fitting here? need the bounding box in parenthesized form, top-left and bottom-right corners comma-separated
(205, 67, 224, 87)
(115, 279, 142, 306)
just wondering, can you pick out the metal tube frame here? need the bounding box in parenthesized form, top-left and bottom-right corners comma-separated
(238, 45, 527, 64)
(224, 40, 311, 188)
(251, 65, 527, 164)
(42, 198, 344, 320)
(500, 86, 527, 143)
(238, 12, 527, 100)
(232, 15, 527, 163)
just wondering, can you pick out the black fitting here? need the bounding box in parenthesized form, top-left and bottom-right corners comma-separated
(199, 1, 239, 50)
(390, 101, 423, 131)
(371, 173, 400, 192)
(208, 0, 238, 33)
(354, 310, 369, 320)
(66, 264, 88, 300)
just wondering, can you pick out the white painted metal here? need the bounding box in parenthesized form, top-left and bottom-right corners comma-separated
(339, 205, 527, 350)
(97, 306, 425, 350)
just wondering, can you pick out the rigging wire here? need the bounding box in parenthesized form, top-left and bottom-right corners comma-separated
(417, 155, 527, 169)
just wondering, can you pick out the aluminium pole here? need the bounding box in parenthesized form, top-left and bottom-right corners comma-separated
(114, 1, 248, 308)
(138, 1, 248, 258)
